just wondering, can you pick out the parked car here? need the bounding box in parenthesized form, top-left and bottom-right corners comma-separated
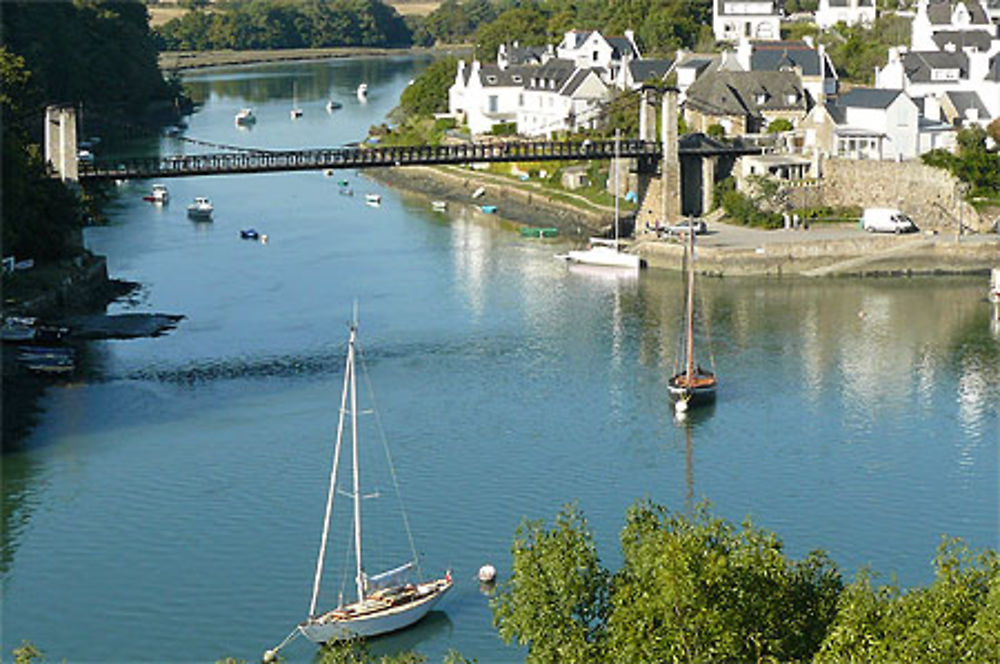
(662, 218, 708, 236)
(861, 208, 918, 234)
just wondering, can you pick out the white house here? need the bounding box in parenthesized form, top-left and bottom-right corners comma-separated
(555, 30, 641, 86)
(814, 0, 876, 29)
(516, 59, 611, 137)
(910, 0, 996, 51)
(802, 88, 922, 159)
(713, 0, 781, 42)
(449, 61, 531, 135)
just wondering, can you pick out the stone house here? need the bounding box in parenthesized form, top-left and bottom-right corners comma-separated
(736, 38, 839, 104)
(712, 0, 781, 42)
(814, 0, 876, 29)
(683, 70, 809, 135)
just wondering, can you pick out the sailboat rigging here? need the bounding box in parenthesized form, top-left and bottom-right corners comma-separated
(265, 314, 451, 660)
(563, 129, 641, 269)
(668, 225, 717, 411)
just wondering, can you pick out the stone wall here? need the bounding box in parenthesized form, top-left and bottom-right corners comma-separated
(811, 158, 988, 233)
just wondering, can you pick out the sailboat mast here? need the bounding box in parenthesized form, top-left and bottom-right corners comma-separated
(350, 324, 364, 602)
(613, 129, 620, 247)
(685, 227, 696, 383)
(308, 324, 353, 618)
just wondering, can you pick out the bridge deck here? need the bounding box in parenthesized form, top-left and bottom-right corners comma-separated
(78, 139, 761, 181)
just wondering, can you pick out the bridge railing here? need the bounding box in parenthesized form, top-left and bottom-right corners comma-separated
(76, 138, 749, 180)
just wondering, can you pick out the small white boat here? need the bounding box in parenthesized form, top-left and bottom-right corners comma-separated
(357, 83, 368, 100)
(187, 197, 214, 220)
(235, 108, 256, 125)
(144, 183, 169, 204)
(326, 100, 342, 112)
(566, 239, 641, 269)
(365, 193, 381, 205)
(471, 187, 485, 199)
(431, 200, 447, 211)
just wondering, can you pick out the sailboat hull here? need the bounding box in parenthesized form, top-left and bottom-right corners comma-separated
(567, 246, 640, 269)
(299, 579, 452, 643)
(668, 372, 717, 407)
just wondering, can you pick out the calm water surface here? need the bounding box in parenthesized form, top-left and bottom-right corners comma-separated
(3, 57, 998, 662)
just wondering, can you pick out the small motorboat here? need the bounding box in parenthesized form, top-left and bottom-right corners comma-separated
(520, 226, 559, 238)
(235, 108, 256, 125)
(365, 193, 381, 206)
(239, 229, 260, 240)
(480, 205, 497, 214)
(357, 83, 368, 100)
(326, 100, 343, 112)
(339, 188, 354, 196)
(431, 200, 447, 211)
(187, 197, 214, 220)
(471, 187, 486, 199)
(142, 184, 169, 204)
(338, 179, 349, 187)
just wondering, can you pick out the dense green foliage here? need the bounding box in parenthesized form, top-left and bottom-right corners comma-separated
(399, 57, 459, 117)
(1, 1, 179, 262)
(2, 1, 173, 114)
(417, 0, 712, 57)
(494, 501, 1000, 664)
(156, 0, 412, 51)
(714, 177, 784, 228)
(819, 15, 910, 84)
(922, 127, 1000, 203)
(767, 118, 794, 133)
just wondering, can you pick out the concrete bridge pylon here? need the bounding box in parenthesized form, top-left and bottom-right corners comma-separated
(45, 105, 79, 182)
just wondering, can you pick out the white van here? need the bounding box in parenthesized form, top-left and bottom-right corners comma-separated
(861, 208, 918, 234)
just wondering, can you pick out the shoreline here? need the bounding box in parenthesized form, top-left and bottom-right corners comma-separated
(159, 45, 470, 71)
(370, 166, 1000, 276)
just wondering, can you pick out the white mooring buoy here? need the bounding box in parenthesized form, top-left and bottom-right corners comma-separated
(478, 564, 497, 583)
(262, 648, 278, 663)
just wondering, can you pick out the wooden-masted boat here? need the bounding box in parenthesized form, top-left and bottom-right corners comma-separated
(668, 225, 717, 411)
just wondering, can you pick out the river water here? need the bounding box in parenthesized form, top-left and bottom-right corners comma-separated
(3, 57, 998, 662)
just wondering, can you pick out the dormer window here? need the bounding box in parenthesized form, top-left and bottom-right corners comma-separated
(930, 68, 959, 81)
(786, 93, 798, 104)
(756, 93, 768, 105)
(512, 75, 522, 83)
(550, 79, 556, 89)
(486, 75, 498, 84)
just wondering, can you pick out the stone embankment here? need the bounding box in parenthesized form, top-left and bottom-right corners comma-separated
(637, 223, 1000, 277)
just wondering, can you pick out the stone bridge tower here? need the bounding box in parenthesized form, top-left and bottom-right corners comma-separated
(45, 104, 79, 182)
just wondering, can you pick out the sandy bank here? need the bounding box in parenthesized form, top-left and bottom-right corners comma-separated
(159, 46, 469, 71)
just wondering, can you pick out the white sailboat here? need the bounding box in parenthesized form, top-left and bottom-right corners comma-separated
(564, 130, 641, 270)
(266, 314, 451, 660)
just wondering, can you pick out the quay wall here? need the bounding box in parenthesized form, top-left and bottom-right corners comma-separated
(806, 159, 990, 233)
(638, 236, 1000, 276)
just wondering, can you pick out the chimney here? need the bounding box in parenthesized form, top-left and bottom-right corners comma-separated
(924, 94, 941, 122)
(736, 38, 752, 70)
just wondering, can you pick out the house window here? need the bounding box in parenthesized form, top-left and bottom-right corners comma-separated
(486, 75, 497, 84)
(593, 50, 599, 61)
(512, 75, 522, 83)
(930, 69, 959, 81)
(745, 22, 751, 37)
(489, 95, 498, 113)
(786, 93, 797, 104)
(756, 93, 768, 105)
(518, 93, 524, 107)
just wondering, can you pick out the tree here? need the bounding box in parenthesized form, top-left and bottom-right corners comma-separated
(399, 57, 459, 117)
(767, 117, 794, 133)
(987, 117, 1000, 145)
(472, 6, 548, 60)
(492, 504, 609, 663)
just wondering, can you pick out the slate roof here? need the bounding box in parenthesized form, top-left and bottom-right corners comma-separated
(824, 100, 847, 124)
(477, 64, 532, 87)
(750, 41, 830, 77)
(527, 58, 579, 90)
(505, 44, 548, 66)
(562, 68, 607, 96)
(931, 30, 993, 51)
(628, 59, 675, 82)
(927, 0, 989, 24)
(989, 53, 1000, 81)
(837, 87, 903, 108)
(685, 70, 807, 117)
(901, 51, 969, 82)
(944, 90, 990, 118)
(605, 35, 640, 60)
(563, 30, 590, 49)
